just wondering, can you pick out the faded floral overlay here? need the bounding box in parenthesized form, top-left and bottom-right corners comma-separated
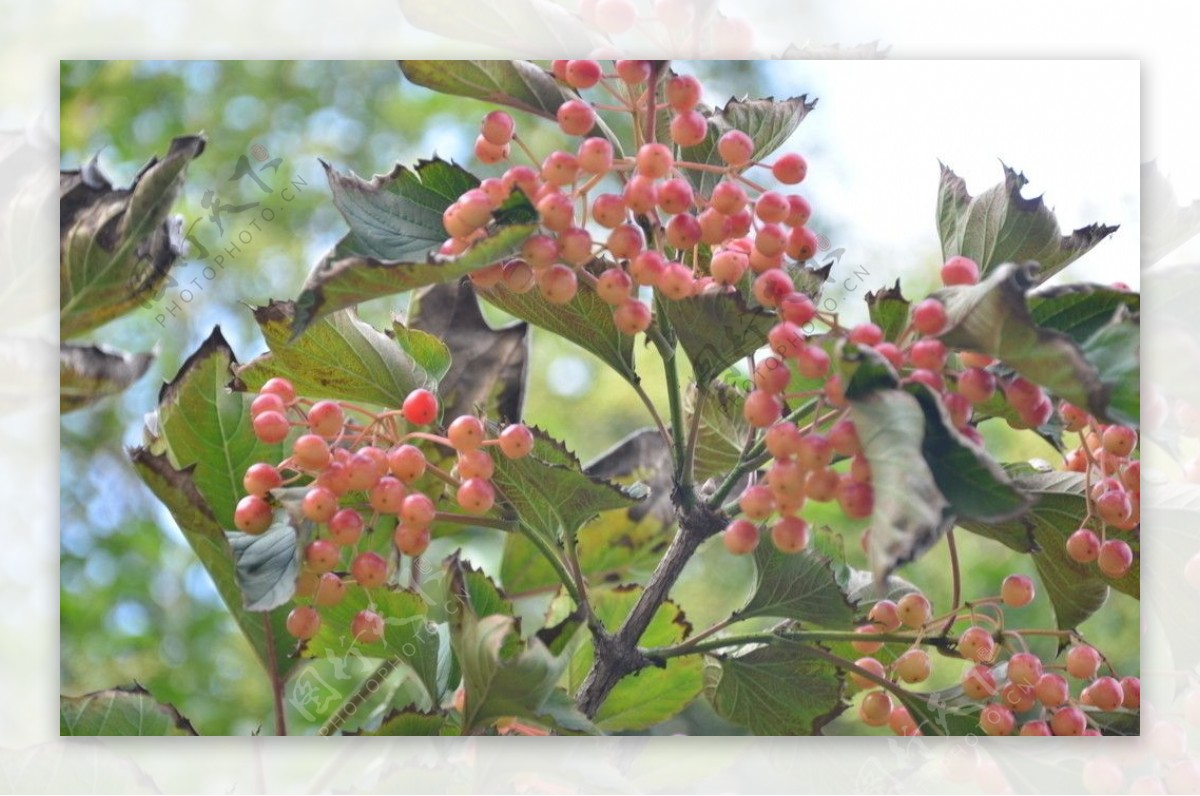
(8, 0, 1200, 792)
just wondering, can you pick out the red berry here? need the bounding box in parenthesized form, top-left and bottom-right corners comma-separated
(402, 389, 438, 426)
(480, 110, 515, 145)
(474, 135, 509, 165)
(859, 691, 893, 727)
(1001, 574, 1036, 607)
(501, 260, 535, 293)
(837, 479, 874, 519)
(541, 151, 580, 188)
(536, 191, 575, 230)
(1059, 401, 1090, 432)
(351, 609, 385, 644)
(388, 444, 426, 483)
(260, 377, 296, 404)
(557, 226, 593, 266)
(401, 492, 436, 528)
(556, 99, 596, 136)
(958, 626, 996, 664)
(1050, 706, 1087, 736)
(457, 449, 495, 481)
(889, 705, 920, 737)
(771, 516, 809, 553)
(623, 174, 658, 214)
(350, 551, 388, 589)
(1096, 490, 1132, 525)
(313, 572, 346, 607)
(613, 299, 652, 335)
(753, 357, 791, 394)
(710, 181, 747, 215)
(804, 468, 838, 502)
(657, 177, 695, 215)
(304, 539, 340, 574)
(894, 649, 932, 684)
(564, 59, 602, 89)
(328, 508, 364, 546)
(1065, 528, 1101, 563)
(795, 345, 830, 379)
(286, 605, 321, 640)
(772, 153, 807, 184)
(591, 193, 626, 228)
(447, 415, 486, 452)
(369, 476, 407, 514)
(498, 424, 534, 459)
(738, 484, 776, 521)
(250, 392, 286, 419)
(635, 142, 673, 178)
(457, 478, 496, 515)
(1101, 425, 1138, 457)
(896, 593, 932, 629)
(252, 411, 290, 444)
(962, 664, 998, 700)
(786, 226, 819, 262)
(980, 703, 1015, 736)
(538, 264, 579, 304)
(243, 463, 282, 497)
(1034, 673, 1069, 707)
(941, 255, 980, 286)
(1097, 539, 1133, 578)
(665, 74, 702, 112)
(828, 419, 861, 457)
(957, 367, 996, 404)
(1120, 676, 1141, 709)
(752, 269, 793, 308)
(521, 234, 558, 269)
(717, 130, 754, 166)
(744, 390, 783, 428)
(768, 321, 805, 358)
(711, 248, 749, 285)
(909, 339, 947, 371)
(1085, 676, 1125, 711)
(614, 59, 650, 85)
(234, 495, 273, 534)
(607, 223, 645, 259)
(1019, 720, 1052, 736)
(393, 523, 431, 557)
(670, 110, 707, 147)
(1066, 644, 1102, 680)
(302, 486, 338, 523)
(1001, 681, 1038, 713)
(665, 213, 702, 250)
(722, 519, 760, 555)
(292, 434, 332, 471)
(658, 262, 695, 300)
(848, 323, 884, 348)
(1007, 652, 1043, 686)
(912, 298, 948, 336)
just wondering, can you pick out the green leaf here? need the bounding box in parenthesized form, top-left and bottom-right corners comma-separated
(892, 689, 985, 737)
(936, 163, 1117, 282)
(1027, 283, 1140, 344)
(958, 471, 1137, 630)
(60, 134, 205, 339)
(304, 587, 450, 706)
(864, 281, 910, 343)
(453, 611, 566, 734)
(60, 342, 152, 413)
(933, 262, 1129, 425)
(1087, 708, 1140, 736)
(392, 322, 452, 382)
(228, 508, 308, 612)
(848, 382, 954, 582)
(904, 382, 1032, 522)
(569, 586, 703, 732)
(129, 448, 296, 678)
(679, 96, 816, 196)
(1081, 308, 1139, 428)
(156, 328, 283, 528)
(685, 381, 749, 483)
(440, 551, 514, 621)
(734, 544, 857, 627)
(291, 158, 538, 336)
(409, 281, 529, 422)
(60, 685, 197, 736)
(665, 291, 777, 385)
(236, 301, 438, 409)
(491, 426, 645, 547)
(704, 640, 845, 735)
(398, 60, 616, 147)
(478, 274, 637, 386)
(349, 709, 450, 736)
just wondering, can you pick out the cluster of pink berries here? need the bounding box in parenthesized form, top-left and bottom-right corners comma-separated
(846, 580, 1139, 736)
(1061, 407, 1140, 579)
(234, 377, 534, 643)
(439, 59, 816, 338)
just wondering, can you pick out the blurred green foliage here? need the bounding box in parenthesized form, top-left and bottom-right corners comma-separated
(59, 60, 1137, 736)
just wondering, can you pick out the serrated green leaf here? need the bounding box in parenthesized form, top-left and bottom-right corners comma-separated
(60, 342, 152, 413)
(679, 96, 816, 196)
(60, 685, 197, 736)
(228, 508, 308, 612)
(665, 291, 777, 385)
(237, 301, 438, 409)
(478, 275, 637, 385)
(734, 544, 857, 627)
(1081, 308, 1139, 428)
(291, 158, 538, 335)
(933, 262, 1129, 425)
(848, 383, 955, 582)
(129, 448, 296, 677)
(398, 60, 617, 149)
(453, 611, 565, 734)
(704, 640, 845, 736)
(392, 321, 452, 382)
(958, 471, 1138, 630)
(409, 281, 529, 422)
(904, 382, 1032, 522)
(569, 586, 703, 732)
(685, 381, 749, 483)
(156, 328, 283, 528)
(864, 281, 910, 343)
(936, 163, 1116, 282)
(435, 551, 514, 622)
(491, 426, 645, 547)
(1028, 284, 1140, 344)
(60, 134, 205, 339)
(304, 587, 450, 706)
(349, 709, 450, 736)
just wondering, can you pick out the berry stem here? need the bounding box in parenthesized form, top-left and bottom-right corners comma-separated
(939, 529, 963, 636)
(262, 613, 288, 737)
(510, 134, 541, 168)
(317, 657, 402, 736)
(643, 61, 663, 145)
(630, 378, 673, 454)
(520, 521, 585, 608)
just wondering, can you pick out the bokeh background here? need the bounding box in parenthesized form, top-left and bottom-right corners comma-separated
(58, 59, 1140, 736)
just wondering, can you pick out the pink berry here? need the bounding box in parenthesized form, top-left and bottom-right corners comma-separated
(909, 339, 947, 371)
(1097, 539, 1133, 578)
(328, 508, 364, 546)
(614, 59, 650, 85)
(1001, 574, 1036, 607)
(607, 223, 645, 259)
(710, 181, 748, 215)
(911, 298, 948, 335)
(1101, 425, 1138, 457)
(958, 626, 997, 664)
(1066, 644, 1102, 680)
(402, 389, 438, 426)
(252, 410, 290, 444)
(1019, 720, 1052, 736)
(351, 609, 385, 644)
(666, 74, 702, 112)
(393, 523, 431, 557)
(473, 135, 509, 165)
(304, 539, 340, 574)
(448, 415, 486, 452)
(234, 495, 273, 535)
(957, 367, 996, 404)
(896, 593, 932, 629)
(744, 390, 783, 428)
(722, 519, 760, 555)
(717, 130, 754, 166)
(243, 463, 282, 497)
(771, 516, 809, 553)
(849, 657, 886, 690)
(1035, 673, 1070, 707)
(260, 377, 296, 404)
(401, 492, 436, 528)
(1050, 706, 1087, 736)
(538, 264, 578, 304)
(292, 434, 331, 471)
(480, 111, 515, 145)
(894, 649, 932, 684)
(752, 269, 793, 308)
(665, 213, 702, 250)
(1007, 652, 1043, 686)
(772, 153, 807, 184)
(613, 299, 652, 335)
(369, 476, 407, 514)
(1085, 676, 1125, 711)
(564, 59, 602, 89)
(787, 226, 819, 262)
(1066, 528, 1101, 563)
(250, 392, 286, 419)
(313, 572, 346, 608)
(658, 262, 695, 301)
(859, 691, 893, 727)
(738, 484, 776, 521)
(302, 486, 338, 523)
(635, 142, 673, 178)
(498, 424, 534, 459)
(670, 110, 707, 147)
(457, 478, 495, 515)
(941, 255, 980, 286)
(556, 99, 596, 136)
(980, 703, 1015, 736)
(657, 177, 695, 215)
(963, 665, 998, 700)
(387, 444, 426, 483)
(351, 551, 388, 589)
(868, 600, 901, 632)
(286, 605, 321, 640)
